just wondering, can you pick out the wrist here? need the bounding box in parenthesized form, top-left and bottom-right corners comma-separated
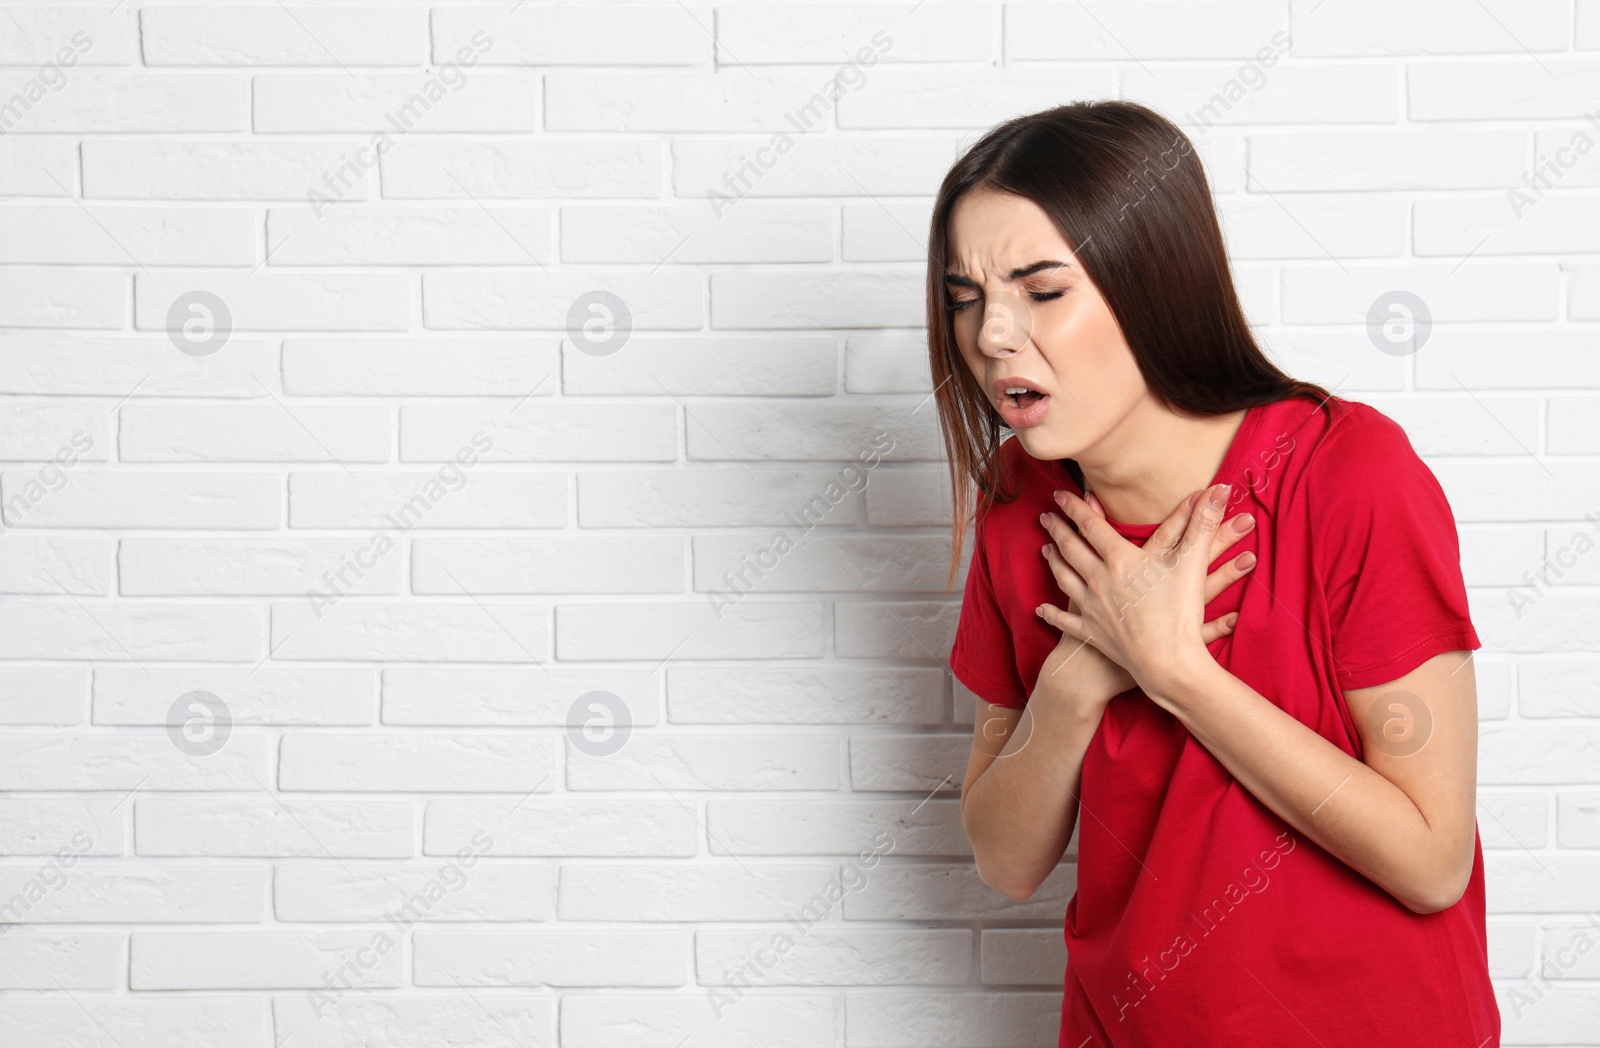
(1029, 676, 1118, 726)
(1140, 647, 1221, 716)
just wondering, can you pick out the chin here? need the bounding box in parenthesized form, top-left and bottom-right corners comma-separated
(1007, 425, 1073, 462)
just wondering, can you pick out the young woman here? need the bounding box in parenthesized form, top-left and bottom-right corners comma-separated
(937, 101, 1499, 1047)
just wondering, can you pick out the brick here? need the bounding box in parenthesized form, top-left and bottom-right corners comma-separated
(0, 602, 261, 661)
(118, 403, 390, 463)
(423, 799, 695, 856)
(0, 471, 280, 529)
(567, 731, 838, 790)
(381, 139, 660, 198)
(432, 6, 706, 65)
(267, 207, 553, 266)
(0, 336, 277, 396)
(563, 336, 836, 396)
(131, 930, 400, 989)
(720, 4, 989, 63)
(1410, 61, 1600, 120)
(0, 206, 253, 265)
(412, 537, 684, 594)
(83, 140, 376, 200)
(274, 864, 550, 922)
(555, 601, 824, 660)
(667, 666, 944, 723)
(0, 74, 248, 132)
(0, 996, 265, 1045)
(141, 7, 426, 65)
(135, 798, 411, 857)
(289, 470, 565, 530)
(0, 7, 138, 63)
(93, 666, 374, 725)
(253, 73, 539, 132)
(400, 403, 677, 463)
(382, 666, 658, 728)
(1007, 3, 1285, 60)
(0, 667, 86, 725)
(1247, 130, 1528, 190)
(423, 271, 701, 330)
(0, 269, 124, 328)
(0, 534, 108, 595)
(0, 734, 270, 790)
(0, 932, 123, 990)
(415, 928, 684, 986)
(282, 338, 554, 396)
(0, 798, 123, 854)
(578, 467, 867, 528)
(269, 602, 550, 663)
(119, 537, 402, 596)
(279, 733, 557, 791)
(561, 203, 830, 263)
(135, 272, 411, 331)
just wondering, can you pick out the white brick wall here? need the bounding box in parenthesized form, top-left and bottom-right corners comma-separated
(0, 1, 1594, 1045)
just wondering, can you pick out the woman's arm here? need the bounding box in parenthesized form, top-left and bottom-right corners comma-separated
(960, 685, 1104, 900)
(1145, 647, 1480, 914)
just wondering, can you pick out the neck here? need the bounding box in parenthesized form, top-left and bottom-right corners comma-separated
(1077, 401, 1249, 527)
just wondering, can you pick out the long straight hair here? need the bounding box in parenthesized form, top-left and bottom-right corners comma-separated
(928, 100, 1335, 590)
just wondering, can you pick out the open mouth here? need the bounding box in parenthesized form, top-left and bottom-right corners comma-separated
(994, 381, 1052, 429)
(1004, 387, 1046, 408)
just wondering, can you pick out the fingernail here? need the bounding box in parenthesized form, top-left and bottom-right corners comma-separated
(1208, 484, 1229, 510)
(1041, 543, 1050, 556)
(1233, 513, 1255, 533)
(1039, 512, 1049, 527)
(1237, 551, 1257, 570)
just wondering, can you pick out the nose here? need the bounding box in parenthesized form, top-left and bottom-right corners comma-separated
(977, 285, 1034, 357)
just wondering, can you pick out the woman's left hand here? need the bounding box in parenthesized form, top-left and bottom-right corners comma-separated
(1036, 482, 1238, 705)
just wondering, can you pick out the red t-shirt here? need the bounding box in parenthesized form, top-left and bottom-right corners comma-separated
(950, 393, 1499, 1047)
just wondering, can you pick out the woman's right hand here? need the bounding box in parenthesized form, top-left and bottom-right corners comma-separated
(1032, 488, 1257, 718)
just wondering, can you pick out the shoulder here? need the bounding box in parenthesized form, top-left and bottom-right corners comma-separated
(1302, 396, 1428, 490)
(1299, 397, 1460, 560)
(974, 435, 1056, 534)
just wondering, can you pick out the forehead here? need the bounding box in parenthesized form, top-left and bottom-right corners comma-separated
(946, 189, 1074, 277)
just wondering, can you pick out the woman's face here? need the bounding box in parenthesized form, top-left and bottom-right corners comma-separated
(944, 187, 1147, 463)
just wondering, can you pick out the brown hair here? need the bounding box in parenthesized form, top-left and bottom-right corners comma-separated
(927, 99, 1334, 590)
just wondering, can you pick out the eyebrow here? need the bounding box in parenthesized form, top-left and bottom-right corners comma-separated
(943, 259, 1076, 288)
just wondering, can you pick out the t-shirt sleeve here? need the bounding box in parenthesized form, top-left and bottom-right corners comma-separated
(1309, 405, 1481, 692)
(949, 511, 1030, 708)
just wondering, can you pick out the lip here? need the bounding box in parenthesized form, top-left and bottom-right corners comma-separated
(991, 376, 1052, 430)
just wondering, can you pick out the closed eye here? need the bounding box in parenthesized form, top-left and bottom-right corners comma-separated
(945, 288, 1064, 313)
